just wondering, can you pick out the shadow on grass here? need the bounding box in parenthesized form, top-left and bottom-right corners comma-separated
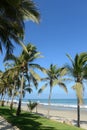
(0, 107, 58, 130)
(73, 120, 87, 126)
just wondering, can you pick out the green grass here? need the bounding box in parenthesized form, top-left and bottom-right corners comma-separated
(0, 106, 84, 130)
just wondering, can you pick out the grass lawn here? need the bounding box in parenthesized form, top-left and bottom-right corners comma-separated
(0, 106, 84, 130)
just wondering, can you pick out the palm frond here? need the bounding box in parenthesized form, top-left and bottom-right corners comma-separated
(30, 74, 38, 89)
(41, 77, 49, 81)
(25, 87, 33, 93)
(53, 79, 59, 86)
(79, 52, 87, 66)
(29, 52, 43, 61)
(74, 54, 79, 68)
(30, 64, 46, 73)
(24, 73, 30, 82)
(72, 83, 83, 104)
(30, 69, 41, 81)
(64, 64, 74, 77)
(38, 83, 48, 94)
(21, 0, 40, 23)
(58, 82, 68, 93)
(66, 54, 74, 66)
(60, 67, 67, 76)
(15, 38, 29, 54)
(4, 54, 18, 62)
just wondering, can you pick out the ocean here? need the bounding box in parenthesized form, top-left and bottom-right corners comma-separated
(21, 98, 87, 111)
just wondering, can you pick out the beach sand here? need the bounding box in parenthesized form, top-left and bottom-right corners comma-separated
(21, 103, 87, 130)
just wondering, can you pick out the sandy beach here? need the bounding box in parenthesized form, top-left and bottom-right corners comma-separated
(21, 103, 87, 130)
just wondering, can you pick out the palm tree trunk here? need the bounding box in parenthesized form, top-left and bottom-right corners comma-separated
(1, 92, 5, 106)
(10, 82, 16, 110)
(48, 87, 52, 117)
(10, 97, 14, 110)
(16, 74, 24, 116)
(16, 98, 22, 116)
(1, 94, 3, 102)
(77, 98, 80, 127)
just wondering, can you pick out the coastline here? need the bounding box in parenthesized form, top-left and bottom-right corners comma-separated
(21, 103, 87, 130)
(3, 100, 87, 130)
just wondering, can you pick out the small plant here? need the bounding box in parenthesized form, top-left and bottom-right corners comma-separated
(27, 100, 38, 112)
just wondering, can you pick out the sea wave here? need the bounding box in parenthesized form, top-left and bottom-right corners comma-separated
(4, 99, 87, 109)
(39, 102, 87, 109)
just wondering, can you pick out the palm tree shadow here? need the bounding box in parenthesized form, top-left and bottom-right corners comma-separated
(0, 108, 58, 130)
(14, 113, 58, 130)
(73, 120, 87, 127)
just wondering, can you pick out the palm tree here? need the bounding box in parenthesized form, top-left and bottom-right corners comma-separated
(0, 0, 40, 56)
(27, 100, 38, 113)
(65, 53, 87, 127)
(16, 43, 46, 115)
(4, 43, 45, 115)
(0, 71, 8, 106)
(0, 76, 13, 106)
(2, 62, 20, 109)
(39, 64, 67, 117)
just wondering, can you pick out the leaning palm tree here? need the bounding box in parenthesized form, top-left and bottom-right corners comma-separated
(39, 64, 67, 117)
(65, 52, 87, 127)
(0, 0, 40, 56)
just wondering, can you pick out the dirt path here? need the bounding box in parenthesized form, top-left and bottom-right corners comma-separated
(0, 116, 20, 130)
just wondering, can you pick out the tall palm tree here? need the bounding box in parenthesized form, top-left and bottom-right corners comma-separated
(65, 53, 87, 127)
(39, 64, 67, 117)
(16, 43, 45, 115)
(0, 0, 40, 56)
(4, 43, 45, 115)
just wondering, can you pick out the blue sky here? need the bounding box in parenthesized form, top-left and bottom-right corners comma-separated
(25, 0, 87, 99)
(1, 0, 87, 99)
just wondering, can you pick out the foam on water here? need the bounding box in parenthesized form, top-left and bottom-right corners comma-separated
(39, 102, 87, 109)
(4, 98, 87, 110)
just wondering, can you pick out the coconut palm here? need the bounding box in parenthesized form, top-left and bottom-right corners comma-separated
(65, 53, 87, 127)
(6, 70, 20, 110)
(0, 0, 40, 56)
(2, 62, 20, 109)
(0, 68, 17, 107)
(0, 74, 12, 106)
(39, 64, 67, 117)
(4, 43, 45, 115)
(0, 71, 7, 106)
(16, 43, 45, 115)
